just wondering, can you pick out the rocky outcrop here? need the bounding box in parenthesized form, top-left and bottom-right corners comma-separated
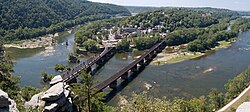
(49, 75, 63, 85)
(25, 82, 73, 112)
(41, 82, 64, 101)
(0, 89, 19, 112)
(24, 92, 45, 109)
(42, 82, 73, 112)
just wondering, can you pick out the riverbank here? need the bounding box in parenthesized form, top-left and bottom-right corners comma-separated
(3, 29, 73, 49)
(3, 33, 58, 49)
(151, 39, 236, 65)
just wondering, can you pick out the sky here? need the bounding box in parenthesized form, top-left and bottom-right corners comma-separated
(89, 0, 250, 11)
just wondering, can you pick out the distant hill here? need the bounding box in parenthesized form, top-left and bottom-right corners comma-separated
(237, 11, 250, 16)
(126, 6, 239, 17)
(0, 0, 131, 41)
(125, 6, 160, 14)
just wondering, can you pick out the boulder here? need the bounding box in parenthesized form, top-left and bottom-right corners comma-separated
(64, 89, 70, 98)
(43, 94, 66, 112)
(0, 90, 11, 108)
(41, 82, 64, 101)
(43, 103, 58, 112)
(50, 75, 63, 85)
(8, 99, 19, 112)
(0, 89, 19, 112)
(40, 83, 73, 112)
(24, 92, 43, 109)
(64, 85, 70, 90)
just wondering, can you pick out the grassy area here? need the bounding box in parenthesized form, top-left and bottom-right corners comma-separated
(213, 38, 236, 50)
(218, 41, 231, 48)
(166, 53, 203, 64)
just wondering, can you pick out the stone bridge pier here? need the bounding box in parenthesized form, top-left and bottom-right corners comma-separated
(121, 72, 129, 80)
(86, 66, 92, 74)
(109, 80, 117, 89)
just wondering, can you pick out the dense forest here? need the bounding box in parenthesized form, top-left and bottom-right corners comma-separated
(0, 0, 131, 42)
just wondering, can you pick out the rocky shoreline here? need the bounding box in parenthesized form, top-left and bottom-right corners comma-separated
(3, 33, 59, 49)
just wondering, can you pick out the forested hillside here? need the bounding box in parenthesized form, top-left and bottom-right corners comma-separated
(0, 0, 131, 41)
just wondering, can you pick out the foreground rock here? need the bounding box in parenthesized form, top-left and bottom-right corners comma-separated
(0, 89, 19, 112)
(24, 92, 45, 109)
(49, 75, 63, 86)
(25, 82, 73, 112)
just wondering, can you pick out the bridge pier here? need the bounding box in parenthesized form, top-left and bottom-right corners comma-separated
(106, 51, 112, 58)
(102, 55, 108, 62)
(145, 55, 151, 62)
(109, 80, 117, 89)
(156, 47, 162, 53)
(121, 72, 129, 80)
(96, 58, 104, 66)
(139, 59, 145, 66)
(131, 65, 138, 72)
(149, 52, 154, 59)
(86, 66, 92, 75)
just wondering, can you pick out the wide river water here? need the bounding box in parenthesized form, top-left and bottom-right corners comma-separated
(6, 29, 250, 105)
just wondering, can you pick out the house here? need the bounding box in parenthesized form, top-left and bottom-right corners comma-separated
(122, 28, 137, 33)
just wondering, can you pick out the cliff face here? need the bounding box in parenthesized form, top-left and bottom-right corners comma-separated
(0, 89, 19, 112)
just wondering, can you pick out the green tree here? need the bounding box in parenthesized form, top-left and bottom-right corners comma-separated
(68, 53, 80, 63)
(40, 71, 54, 82)
(20, 86, 40, 101)
(83, 39, 99, 52)
(116, 39, 130, 52)
(121, 92, 177, 112)
(208, 88, 225, 111)
(71, 71, 108, 112)
(54, 64, 66, 71)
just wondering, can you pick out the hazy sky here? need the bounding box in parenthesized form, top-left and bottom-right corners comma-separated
(89, 0, 250, 11)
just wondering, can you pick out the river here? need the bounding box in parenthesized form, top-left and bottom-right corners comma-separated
(6, 29, 81, 88)
(6, 29, 250, 106)
(95, 30, 250, 105)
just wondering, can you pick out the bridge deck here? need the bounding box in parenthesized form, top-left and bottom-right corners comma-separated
(93, 38, 166, 93)
(62, 46, 113, 83)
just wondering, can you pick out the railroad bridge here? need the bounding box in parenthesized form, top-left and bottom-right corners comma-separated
(93, 38, 167, 95)
(62, 46, 116, 83)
